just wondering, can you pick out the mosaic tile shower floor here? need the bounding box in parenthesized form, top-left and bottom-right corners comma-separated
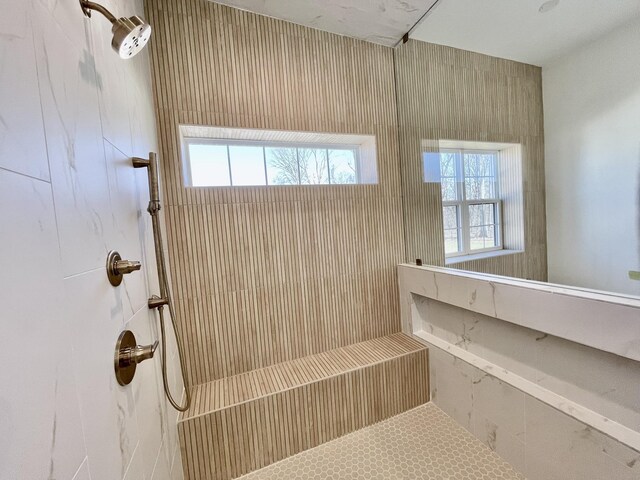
(238, 403, 526, 480)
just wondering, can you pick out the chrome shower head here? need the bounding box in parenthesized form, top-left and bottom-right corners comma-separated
(80, 0, 152, 59)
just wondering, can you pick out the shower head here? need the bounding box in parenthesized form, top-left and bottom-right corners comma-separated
(79, 0, 152, 59)
(111, 16, 152, 59)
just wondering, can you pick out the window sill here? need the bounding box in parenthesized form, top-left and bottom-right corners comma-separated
(445, 249, 523, 265)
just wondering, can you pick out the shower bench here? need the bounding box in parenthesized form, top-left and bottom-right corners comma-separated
(177, 332, 429, 480)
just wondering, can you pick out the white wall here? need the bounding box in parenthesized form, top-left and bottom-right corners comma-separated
(543, 18, 640, 296)
(0, 1, 183, 479)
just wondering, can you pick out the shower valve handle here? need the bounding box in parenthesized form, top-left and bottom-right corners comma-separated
(115, 331, 159, 386)
(114, 259, 141, 274)
(118, 341, 158, 367)
(127, 340, 159, 365)
(106, 250, 142, 286)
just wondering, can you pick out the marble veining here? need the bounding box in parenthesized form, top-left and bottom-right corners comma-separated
(210, 0, 438, 46)
(400, 264, 640, 362)
(0, 1, 50, 181)
(400, 265, 640, 477)
(415, 322, 640, 452)
(0, 0, 182, 479)
(427, 345, 640, 480)
(35, 8, 112, 278)
(0, 169, 86, 480)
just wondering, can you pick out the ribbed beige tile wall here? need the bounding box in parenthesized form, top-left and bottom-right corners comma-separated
(395, 40, 547, 281)
(180, 333, 426, 419)
(144, 0, 404, 386)
(178, 341, 429, 480)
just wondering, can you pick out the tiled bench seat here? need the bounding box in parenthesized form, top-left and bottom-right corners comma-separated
(178, 333, 429, 480)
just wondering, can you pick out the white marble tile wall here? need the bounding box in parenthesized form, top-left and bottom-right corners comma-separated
(412, 296, 640, 438)
(398, 264, 640, 363)
(0, 1, 183, 479)
(399, 265, 640, 479)
(428, 346, 640, 480)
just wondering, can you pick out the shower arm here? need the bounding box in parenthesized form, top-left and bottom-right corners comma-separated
(133, 153, 191, 412)
(79, 0, 117, 23)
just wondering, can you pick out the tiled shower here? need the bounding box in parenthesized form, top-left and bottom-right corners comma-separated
(1, 0, 639, 480)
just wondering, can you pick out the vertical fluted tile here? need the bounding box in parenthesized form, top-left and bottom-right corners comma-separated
(144, 0, 404, 386)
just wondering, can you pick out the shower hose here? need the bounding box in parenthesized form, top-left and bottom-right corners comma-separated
(141, 152, 191, 412)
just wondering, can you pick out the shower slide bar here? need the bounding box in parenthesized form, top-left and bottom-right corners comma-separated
(133, 153, 191, 412)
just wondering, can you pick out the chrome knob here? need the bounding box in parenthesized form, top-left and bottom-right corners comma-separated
(106, 250, 141, 286)
(114, 330, 159, 386)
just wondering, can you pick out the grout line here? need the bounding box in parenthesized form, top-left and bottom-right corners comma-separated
(236, 403, 433, 478)
(62, 265, 105, 280)
(149, 435, 168, 480)
(70, 456, 89, 480)
(103, 136, 134, 160)
(0, 165, 51, 184)
(29, 7, 54, 187)
(121, 441, 141, 480)
(170, 440, 181, 473)
(29, 13, 68, 271)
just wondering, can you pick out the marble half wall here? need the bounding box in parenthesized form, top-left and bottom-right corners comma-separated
(398, 264, 640, 480)
(428, 346, 640, 480)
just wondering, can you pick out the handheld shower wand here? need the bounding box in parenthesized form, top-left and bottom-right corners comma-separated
(134, 153, 191, 412)
(79, 0, 152, 59)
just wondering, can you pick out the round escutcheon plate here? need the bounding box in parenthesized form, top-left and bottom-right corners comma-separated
(106, 250, 124, 287)
(114, 330, 137, 386)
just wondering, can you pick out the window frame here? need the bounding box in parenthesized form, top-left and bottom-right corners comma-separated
(440, 148, 503, 258)
(183, 137, 362, 187)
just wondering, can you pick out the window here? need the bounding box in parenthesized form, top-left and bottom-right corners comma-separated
(186, 139, 359, 187)
(424, 139, 524, 262)
(180, 126, 378, 187)
(438, 149, 502, 257)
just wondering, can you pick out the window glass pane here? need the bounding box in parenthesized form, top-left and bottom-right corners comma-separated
(443, 205, 461, 255)
(439, 151, 460, 201)
(480, 153, 497, 176)
(265, 147, 300, 185)
(464, 152, 496, 176)
(465, 177, 496, 200)
(439, 152, 457, 177)
(299, 148, 329, 184)
(188, 144, 231, 187)
(441, 178, 458, 201)
(229, 145, 266, 186)
(464, 152, 497, 200)
(182, 128, 376, 187)
(469, 225, 496, 251)
(468, 203, 496, 227)
(442, 206, 459, 230)
(444, 229, 461, 255)
(423, 152, 441, 182)
(328, 149, 357, 184)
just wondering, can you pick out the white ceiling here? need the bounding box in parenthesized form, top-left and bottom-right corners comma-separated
(411, 0, 640, 66)
(210, 0, 438, 47)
